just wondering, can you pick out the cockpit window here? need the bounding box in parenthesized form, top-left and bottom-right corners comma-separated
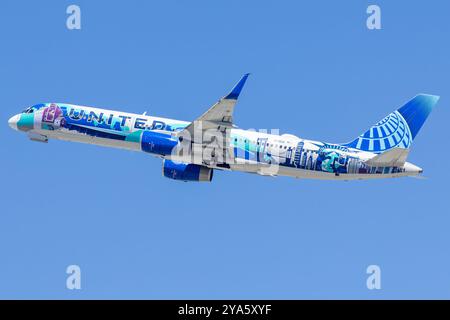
(22, 104, 46, 114)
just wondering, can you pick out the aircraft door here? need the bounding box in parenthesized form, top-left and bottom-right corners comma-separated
(256, 137, 268, 163)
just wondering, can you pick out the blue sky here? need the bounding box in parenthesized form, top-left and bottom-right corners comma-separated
(1, 0, 449, 299)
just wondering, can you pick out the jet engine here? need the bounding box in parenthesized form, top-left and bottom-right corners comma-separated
(141, 131, 178, 156)
(162, 159, 213, 182)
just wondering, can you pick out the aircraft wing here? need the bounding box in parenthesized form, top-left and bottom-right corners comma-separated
(178, 74, 250, 141)
(365, 148, 410, 167)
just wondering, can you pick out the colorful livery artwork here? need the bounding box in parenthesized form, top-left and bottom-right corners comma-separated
(8, 74, 438, 182)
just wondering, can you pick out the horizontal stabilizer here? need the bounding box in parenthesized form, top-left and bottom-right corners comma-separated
(365, 148, 409, 167)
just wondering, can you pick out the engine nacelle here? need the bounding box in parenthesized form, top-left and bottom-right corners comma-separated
(162, 159, 213, 182)
(141, 131, 178, 156)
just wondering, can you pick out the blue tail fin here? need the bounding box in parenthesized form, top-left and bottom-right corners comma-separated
(343, 94, 439, 153)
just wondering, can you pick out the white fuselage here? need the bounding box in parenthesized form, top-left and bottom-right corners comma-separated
(12, 103, 421, 181)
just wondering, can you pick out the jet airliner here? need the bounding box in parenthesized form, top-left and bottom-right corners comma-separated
(8, 74, 439, 182)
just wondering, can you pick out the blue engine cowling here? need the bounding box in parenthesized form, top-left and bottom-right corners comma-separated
(141, 131, 178, 155)
(162, 159, 213, 182)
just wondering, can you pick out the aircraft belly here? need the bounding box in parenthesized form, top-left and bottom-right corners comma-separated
(226, 162, 408, 180)
(33, 129, 141, 152)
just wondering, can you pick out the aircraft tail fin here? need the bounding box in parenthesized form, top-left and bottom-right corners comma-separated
(343, 94, 439, 153)
(365, 147, 409, 167)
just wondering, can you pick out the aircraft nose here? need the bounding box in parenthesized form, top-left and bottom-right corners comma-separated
(8, 114, 20, 131)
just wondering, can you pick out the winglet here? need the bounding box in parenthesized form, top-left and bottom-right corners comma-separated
(224, 73, 250, 100)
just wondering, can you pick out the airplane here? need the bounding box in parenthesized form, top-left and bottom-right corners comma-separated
(8, 74, 439, 182)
